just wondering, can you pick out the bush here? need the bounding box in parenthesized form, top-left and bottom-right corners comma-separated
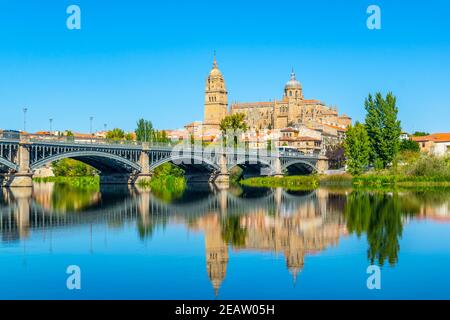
(406, 155, 450, 179)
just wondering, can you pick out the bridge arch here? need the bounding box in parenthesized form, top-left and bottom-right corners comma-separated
(228, 159, 276, 178)
(282, 159, 317, 175)
(150, 154, 221, 183)
(0, 158, 18, 172)
(30, 150, 141, 173)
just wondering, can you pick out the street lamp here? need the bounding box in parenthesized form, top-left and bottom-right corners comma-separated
(23, 107, 28, 132)
(49, 118, 53, 134)
(89, 116, 94, 135)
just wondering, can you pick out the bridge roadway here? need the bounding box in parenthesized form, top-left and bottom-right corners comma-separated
(0, 134, 328, 187)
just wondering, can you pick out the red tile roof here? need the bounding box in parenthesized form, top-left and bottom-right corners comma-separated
(411, 133, 450, 143)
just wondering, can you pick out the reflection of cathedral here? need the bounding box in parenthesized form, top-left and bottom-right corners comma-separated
(190, 190, 347, 295)
(191, 214, 229, 297)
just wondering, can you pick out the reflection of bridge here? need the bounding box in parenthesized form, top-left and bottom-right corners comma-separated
(0, 186, 325, 240)
(0, 185, 346, 297)
(0, 135, 328, 187)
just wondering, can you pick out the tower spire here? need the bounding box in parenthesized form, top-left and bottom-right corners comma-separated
(290, 67, 296, 80)
(213, 50, 218, 68)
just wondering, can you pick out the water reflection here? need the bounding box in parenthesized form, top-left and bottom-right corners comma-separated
(1, 184, 450, 296)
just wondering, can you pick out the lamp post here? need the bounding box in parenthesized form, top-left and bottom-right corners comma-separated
(49, 118, 53, 134)
(89, 116, 94, 135)
(89, 116, 94, 143)
(144, 121, 147, 143)
(23, 107, 28, 133)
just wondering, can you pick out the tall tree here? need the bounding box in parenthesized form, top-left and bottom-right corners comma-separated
(343, 122, 371, 175)
(219, 113, 248, 147)
(364, 92, 402, 169)
(135, 119, 154, 142)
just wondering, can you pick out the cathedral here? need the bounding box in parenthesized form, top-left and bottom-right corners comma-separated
(202, 56, 351, 135)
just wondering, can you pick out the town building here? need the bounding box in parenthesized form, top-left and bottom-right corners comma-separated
(230, 70, 351, 131)
(411, 133, 450, 156)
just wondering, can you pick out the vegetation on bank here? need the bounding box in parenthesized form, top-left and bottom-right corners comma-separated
(240, 153, 450, 190)
(240, 175, 318, 190)
(137, 162, 186, 202)
(33, 176, 100, 189)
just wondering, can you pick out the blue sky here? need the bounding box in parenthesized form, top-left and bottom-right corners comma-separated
(0, 0, 449, 133)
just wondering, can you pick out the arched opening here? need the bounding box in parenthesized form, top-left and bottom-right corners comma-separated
(29, 151, 142, 185)
(283, 161, 317, 176)
(228, 160, 275, 180)
(150, 156, 220, 183)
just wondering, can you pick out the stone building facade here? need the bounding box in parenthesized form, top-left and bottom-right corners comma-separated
(230, 70, 352, 131)
(202, 57, 351, 137)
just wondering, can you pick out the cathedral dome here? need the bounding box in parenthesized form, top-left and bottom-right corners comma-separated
(285, 70, 302, 89)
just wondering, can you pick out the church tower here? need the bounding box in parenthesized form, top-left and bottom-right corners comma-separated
(203, 54, 228, 132)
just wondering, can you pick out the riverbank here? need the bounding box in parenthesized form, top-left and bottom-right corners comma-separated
(33, 176, 99, 189)
(240, 173, 450, 190)
(240, 176, 319, 190)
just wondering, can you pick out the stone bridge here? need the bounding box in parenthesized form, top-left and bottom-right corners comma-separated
(0, 135, 328, 187)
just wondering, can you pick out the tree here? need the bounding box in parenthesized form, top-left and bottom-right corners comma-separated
(399, 139, 420, 152)
(135, 119, 154, 142)
(154, 130, 170, 143)
(52, 159, 97, 177)
(364, 92, 402, 169)
(325, 143, 345, 169)
(106, 128, 125, 141)
(411, 131, 429, 137)
(343, 122, 371, 175)
(219, 113, 248, 147)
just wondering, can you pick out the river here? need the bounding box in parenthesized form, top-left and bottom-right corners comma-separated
(1, 183, 450, 299)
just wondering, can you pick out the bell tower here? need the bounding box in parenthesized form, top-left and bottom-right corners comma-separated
(203, 53, 228, 131)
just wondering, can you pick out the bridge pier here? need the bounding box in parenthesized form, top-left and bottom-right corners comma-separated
(272, 157, 284, 178)
(211, 153, 229, 188)
(1, 139, 33, 188)
(317, 156, 329, 174)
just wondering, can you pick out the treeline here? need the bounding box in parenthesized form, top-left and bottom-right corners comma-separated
(343, 92, 450, 181)
(105, 118, 170, 143)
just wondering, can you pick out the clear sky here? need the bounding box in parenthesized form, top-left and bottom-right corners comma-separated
(0, 0, 449, 133)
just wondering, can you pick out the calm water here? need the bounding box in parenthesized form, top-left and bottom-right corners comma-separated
(1, 183, 450, 300)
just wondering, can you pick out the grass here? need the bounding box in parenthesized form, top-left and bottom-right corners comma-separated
(33, 176, 100, 189)
(240, 171, 450, 191)
(240, 175, 318, 190)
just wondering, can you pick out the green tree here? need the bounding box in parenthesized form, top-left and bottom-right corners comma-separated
(52, 159, 97, 177)
(399, 139, 420, 152)
(106, 128, 125, 141)
(343, 122, 371, 175)
(135, 119, 154, 142)
(219, 113, 248, 147)
(364, 92, 402, 169)
(411, 131, 429, 137)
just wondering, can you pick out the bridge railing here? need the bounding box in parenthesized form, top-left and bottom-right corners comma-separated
(0, 133, 321, 158)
